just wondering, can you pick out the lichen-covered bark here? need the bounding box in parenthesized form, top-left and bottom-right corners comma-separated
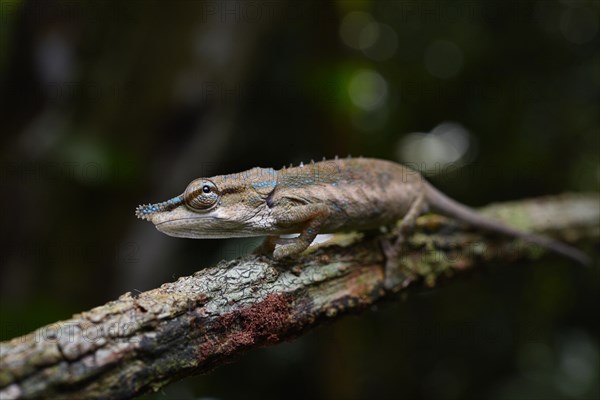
(1, 194, 598, 400)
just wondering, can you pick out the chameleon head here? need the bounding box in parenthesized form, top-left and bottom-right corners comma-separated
(135, 173, 274, 238)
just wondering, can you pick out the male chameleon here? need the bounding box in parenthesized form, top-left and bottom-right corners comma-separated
(136, 157, 590, 280)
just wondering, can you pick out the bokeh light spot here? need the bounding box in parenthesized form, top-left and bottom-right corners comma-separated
(340, 12, 398, 61)
(363, 23, 398, 61)
(396, 122, 475, 173)
(348, 69, 388, 111)
(339, 11, 377, 50)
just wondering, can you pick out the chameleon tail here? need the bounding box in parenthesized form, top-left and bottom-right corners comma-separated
(424, 184, 591, 266)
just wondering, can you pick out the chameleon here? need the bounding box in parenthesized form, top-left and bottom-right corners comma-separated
(135, 157, 590, 278)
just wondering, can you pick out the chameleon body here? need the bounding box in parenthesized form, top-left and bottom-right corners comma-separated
(136, 158, 589, 266)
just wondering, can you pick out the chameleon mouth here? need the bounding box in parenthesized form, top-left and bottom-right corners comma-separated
(154, 216, 236, 239)
(135, 195, 184, 221)
(153, 217, 210, 238)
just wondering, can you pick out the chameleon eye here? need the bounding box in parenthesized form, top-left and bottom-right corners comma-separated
(184, 179, 219, 211)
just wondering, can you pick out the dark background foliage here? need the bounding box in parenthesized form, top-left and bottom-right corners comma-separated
(1, 1, 598, 399)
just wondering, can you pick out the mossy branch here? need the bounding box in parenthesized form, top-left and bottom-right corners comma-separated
(1, 193, 598, 400)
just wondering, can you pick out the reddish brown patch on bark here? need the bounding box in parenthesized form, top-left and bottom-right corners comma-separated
(225, 293, 292, 343)
(198, 293, 293, 360)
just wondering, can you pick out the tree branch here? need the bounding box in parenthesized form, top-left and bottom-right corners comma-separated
(1, 193, 598, 400)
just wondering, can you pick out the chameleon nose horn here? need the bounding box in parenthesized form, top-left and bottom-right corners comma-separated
(135, 195, 184, 221)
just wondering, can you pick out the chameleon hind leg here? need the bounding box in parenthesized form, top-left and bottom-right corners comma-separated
(381, 190, 427, 290)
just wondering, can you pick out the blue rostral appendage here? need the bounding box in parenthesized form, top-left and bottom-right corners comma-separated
(135, 195, 184, 221)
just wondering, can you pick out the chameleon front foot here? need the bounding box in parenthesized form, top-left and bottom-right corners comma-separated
(254, 236, 306, 259)
(273, 239, 311, 260)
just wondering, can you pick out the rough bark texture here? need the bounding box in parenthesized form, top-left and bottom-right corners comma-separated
(1, 193, 598, 400)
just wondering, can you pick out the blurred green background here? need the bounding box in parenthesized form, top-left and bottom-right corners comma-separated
(1, 1, 599, 399)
